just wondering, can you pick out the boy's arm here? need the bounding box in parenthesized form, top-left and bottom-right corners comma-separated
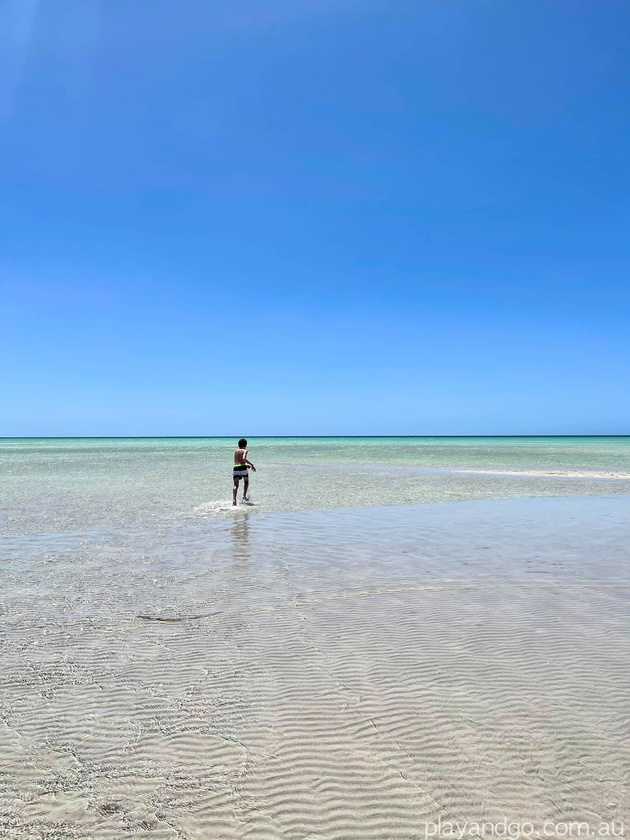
(244, 451, 256, 471)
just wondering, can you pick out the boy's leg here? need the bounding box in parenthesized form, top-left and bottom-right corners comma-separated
(233, 477, 239, 505)
(243, 476, 249, 501)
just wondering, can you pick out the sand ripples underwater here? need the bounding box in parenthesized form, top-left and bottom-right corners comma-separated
(1, 497, 629, 839)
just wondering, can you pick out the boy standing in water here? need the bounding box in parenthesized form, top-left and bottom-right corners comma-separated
(233, 438, 256, 506)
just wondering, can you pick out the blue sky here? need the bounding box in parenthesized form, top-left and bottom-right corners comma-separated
(1, 0, 628, 435)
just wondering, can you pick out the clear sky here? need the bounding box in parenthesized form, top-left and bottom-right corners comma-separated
(1, 0, 628, 436)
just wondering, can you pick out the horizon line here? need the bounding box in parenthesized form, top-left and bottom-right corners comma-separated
(1, 435, 628, 440)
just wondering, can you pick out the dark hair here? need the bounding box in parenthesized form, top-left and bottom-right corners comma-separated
(238, 438, 247, 448)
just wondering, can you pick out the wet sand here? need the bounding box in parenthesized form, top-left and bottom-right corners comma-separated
(1, 497, 629, 839)
(448, 468, 630, 479)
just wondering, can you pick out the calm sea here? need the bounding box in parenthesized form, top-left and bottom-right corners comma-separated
(1, 436, 629, 535)
(1, 435, 629, 620)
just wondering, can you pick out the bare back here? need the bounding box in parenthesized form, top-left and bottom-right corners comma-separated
(234, 448, 247, 465)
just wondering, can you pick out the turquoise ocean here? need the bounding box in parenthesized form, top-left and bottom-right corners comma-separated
(1, 435, 629, 534)
(2, 434, 629, 618)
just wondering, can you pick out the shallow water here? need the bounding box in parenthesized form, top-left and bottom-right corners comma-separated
(1, 436, 629, 535)
(1, 440, 629, 838)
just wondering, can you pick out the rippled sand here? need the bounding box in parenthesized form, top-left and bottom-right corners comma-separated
(1, 497, 629, 839)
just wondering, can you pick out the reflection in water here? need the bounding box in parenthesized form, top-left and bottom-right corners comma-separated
(231, 510, 251, 562)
